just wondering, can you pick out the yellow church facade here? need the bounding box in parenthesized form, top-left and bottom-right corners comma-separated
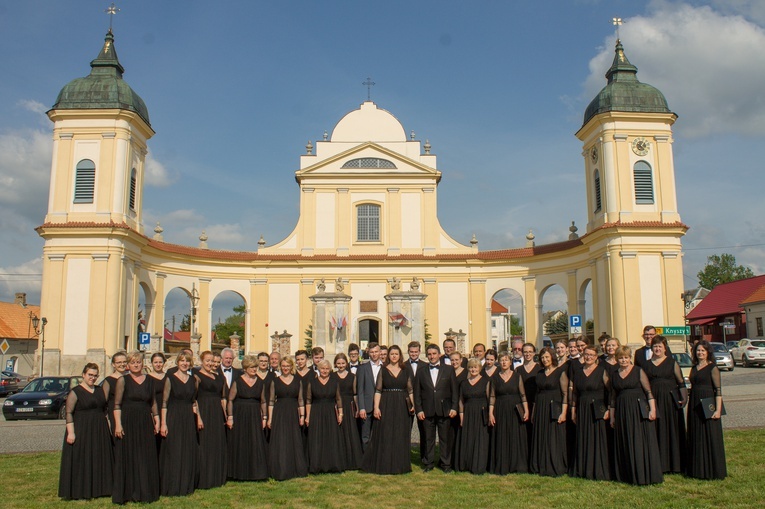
(36, 33, 687, 375)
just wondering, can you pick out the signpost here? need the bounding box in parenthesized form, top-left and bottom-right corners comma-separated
(655, 326, 691, 336)
(138, 332, 151, 351)
(569, 314, 583, 336)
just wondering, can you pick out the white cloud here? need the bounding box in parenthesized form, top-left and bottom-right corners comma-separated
(144, 153, 175, 187)
(17, 99, 47, 116)
(708, 0, 765, 24)
(0, 128, 51, 221)
(584, 2, 765, 138)
(0, 257, 43, 304)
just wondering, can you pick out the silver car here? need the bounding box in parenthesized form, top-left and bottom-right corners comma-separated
(710, 342, 734, 371)
(731, 338, 765, 367)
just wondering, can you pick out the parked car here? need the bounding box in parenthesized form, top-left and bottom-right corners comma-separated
(1, 371, 31, 391)
(0, 374, 20, 396)
(672, 352, 693, 389)
(731, 338, 765, 367)
(2, 376, 81, 421)
(710, 342, 734, 371)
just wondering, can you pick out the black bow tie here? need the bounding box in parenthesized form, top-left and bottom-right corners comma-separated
(430, 365, 439, 370)
(223, 368, 232, 373)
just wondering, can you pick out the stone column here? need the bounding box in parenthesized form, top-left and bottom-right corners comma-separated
(309, 278, 352, 358)
(384, 278, 427, 348)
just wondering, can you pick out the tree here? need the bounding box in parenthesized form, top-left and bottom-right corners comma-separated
(510, 315, 524, 337)
(179, 314, 191, 332)
(697, 253, 755, 289)
(212, 304, 245, 346)
(544, 312, 569, 336)
(304, 322, 313, 350)
(423, 319, 432, 347)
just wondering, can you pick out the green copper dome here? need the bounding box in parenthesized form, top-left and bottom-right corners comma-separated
(583, 40, 671, 126)
(52, 31, 150, 126)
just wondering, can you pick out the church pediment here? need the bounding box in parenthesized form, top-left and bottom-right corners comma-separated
(296, 142, 441, 182)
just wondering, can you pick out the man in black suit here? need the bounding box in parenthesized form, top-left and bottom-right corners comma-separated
(406, 341, 428, 464)
(441, 338, 468, 368)
(634, 325, 659, 368)
(217, 347, 242, 390)
(356, 342, 382, 452)
(415, 344, 459, 473)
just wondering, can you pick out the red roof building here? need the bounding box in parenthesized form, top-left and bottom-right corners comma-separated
(686, 275, 765, 343)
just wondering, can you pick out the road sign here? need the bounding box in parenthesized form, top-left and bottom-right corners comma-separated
(570, 326, 583, 334)
(569, 315, 582, 328)
(138, 332, 151, 351)
(0, 339, 9, 355)
(655, 326, 690, 336)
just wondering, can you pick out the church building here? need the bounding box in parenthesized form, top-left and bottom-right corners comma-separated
(37, 31, 687, 374)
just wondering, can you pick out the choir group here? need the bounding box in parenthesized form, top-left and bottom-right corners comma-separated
(58, 326, 727, 503)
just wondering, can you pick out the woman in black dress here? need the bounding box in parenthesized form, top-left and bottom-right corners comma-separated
(454, 358, 493, 474)
(361, 345, 414, 475)
(686, 340, 727, 479)
(449, 351, 467, 466)
(256, 352, 275, 442)
(610, 346, 663, 485)
(227, 355, 269, 481)
(644, 335, 687, 474)
(267, 356, 309, 480)
(482, 349, 498, 377)
(570, 346, 612, 481)
(334, 353, 363, 470)
(601, 338, 620, 376)
(159, 352, 200, 496)
(112, 351, 160, 504)
(306, 360, 344, 473)
(530, 347, 568, 477)
(148, 352, 166, 456)
(196, 350, 227, 489)
(59, 363, 113, 500)
(101, 351, 127, 436)
(518, 342, 541, 458)
(295, 349, 314, 455)
(489, 352, 528, 474)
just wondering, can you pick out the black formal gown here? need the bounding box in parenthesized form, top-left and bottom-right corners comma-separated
(227, 376, 269, 481)
(530, 365, 569, 477)
(102, 374, 121, 444)
(565, 359, 583, 472)
(361, 367, 414, 475)
(449, 368, 468, 465)
(159, 373, 199, 496)
(59, 385, 113, 500)
(150, 374, 166, 456)
(336, 371, 363, 470)
(306, 375, 345, 473)
(268, 375, 309, 480)
(489, 371, 527, 474)
(260, 371, 276, 442)
(112, 375, 160, 504)
(644, 356, 687, 474)
(571, 363, 612, 480)
(518, 362, 541, 459)
(611, 366, 663, 485)
(454, 375, 492, 474)
(196, 372, 227, 489)
(686, 364, 727, 479)
(297, 370, 315, 457)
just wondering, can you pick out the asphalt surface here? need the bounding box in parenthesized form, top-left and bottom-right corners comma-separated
(1, 367, 764, 454)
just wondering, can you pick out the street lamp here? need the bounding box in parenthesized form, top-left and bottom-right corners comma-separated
(31, 314, 48, 377)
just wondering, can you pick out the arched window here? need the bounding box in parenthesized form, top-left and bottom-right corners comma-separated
(357, 203, 380, 241)
(633, 161, 654, 204)
(73, 159, 96, 203)
(129, 168, 137, 210)
(341, 158, 396, 169)
(593, 169, 602, 212)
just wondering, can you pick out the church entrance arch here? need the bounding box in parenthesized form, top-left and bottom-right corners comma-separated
(490, 288, 523, 352)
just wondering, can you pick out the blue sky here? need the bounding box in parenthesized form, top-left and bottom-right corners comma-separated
(1, 0, 764, 320)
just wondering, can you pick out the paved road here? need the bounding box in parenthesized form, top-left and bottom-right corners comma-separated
(1, 367, 763, 454)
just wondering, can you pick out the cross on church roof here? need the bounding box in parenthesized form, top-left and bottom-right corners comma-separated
(362, 77, 375, 101)
(106, 2, 120, 31)
(612, 16, 623, 41)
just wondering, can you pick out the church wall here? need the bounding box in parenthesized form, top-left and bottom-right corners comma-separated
(437, 282, 469, 350)
(315, 192, 336, 249)
(639, 254, 664, 327)
(268, 283, 300, 352)
(400, 192, 421, 249)
(63, 257, 91, 355)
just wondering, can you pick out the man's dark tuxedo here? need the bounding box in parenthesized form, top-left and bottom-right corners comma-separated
(413, 362, 459, 470)
(356, 360, 380, 451)
(217, 366, 242, 391)
(407, 358, 428, 461)
(633, 345, 652, 368)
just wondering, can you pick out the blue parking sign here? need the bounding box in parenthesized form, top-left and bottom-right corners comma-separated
(138, 332, 151, 345)
(569, 315, 582, 328)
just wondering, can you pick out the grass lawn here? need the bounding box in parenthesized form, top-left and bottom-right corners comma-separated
(1, 429, 763, 508)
